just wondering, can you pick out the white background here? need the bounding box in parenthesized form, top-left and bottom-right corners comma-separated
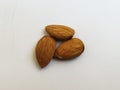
(0, 0, 120, 90)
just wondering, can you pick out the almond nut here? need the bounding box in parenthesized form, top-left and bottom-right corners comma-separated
(35, 36, 56, 68)
(54, 38, 84, 60)
(45, 25, 75, 40)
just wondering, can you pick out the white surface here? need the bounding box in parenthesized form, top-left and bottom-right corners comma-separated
(0, 0, 120, 90)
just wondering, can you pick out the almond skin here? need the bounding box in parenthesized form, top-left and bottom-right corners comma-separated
(35, 36, 56, 68)
(54, 38, 84, 60)
(45, 25, 75, 40)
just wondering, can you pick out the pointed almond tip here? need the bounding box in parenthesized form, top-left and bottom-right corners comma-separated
(40, 64, 47, 68)
(40, 66, 45, 68)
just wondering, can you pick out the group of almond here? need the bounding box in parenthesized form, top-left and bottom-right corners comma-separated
(35, 25, 85, 68)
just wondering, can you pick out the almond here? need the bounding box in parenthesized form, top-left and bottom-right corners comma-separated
(54, 38, 84, 60)
(45, 25, 75, 40)
(35, 36, 56, 68)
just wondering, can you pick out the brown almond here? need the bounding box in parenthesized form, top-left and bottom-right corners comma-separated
(54, 38, 84, 60)
(45, 25, 75, 40)
(35, 36, 56, 68)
